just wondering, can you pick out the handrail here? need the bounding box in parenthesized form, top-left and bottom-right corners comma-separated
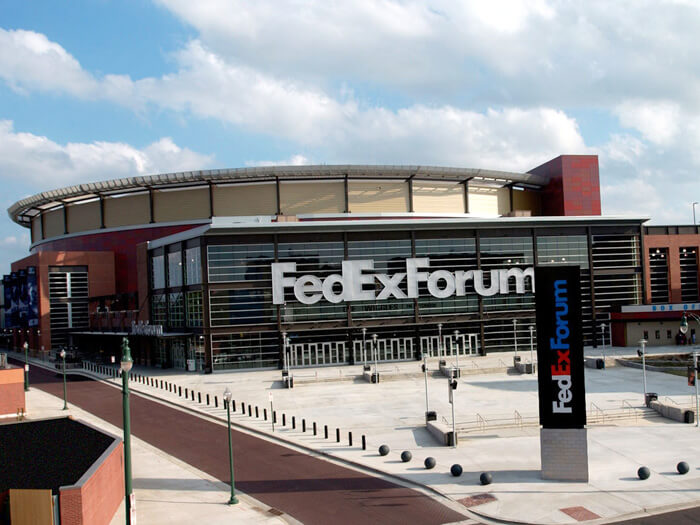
(498, 359, 507, 367)
(663, 396, 679, 405)
(589, 402, 604, 423)
(476, 413, 486, 431)
(514, 410, 522, 428)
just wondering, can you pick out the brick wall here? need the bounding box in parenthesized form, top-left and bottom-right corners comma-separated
(529, 155, 601, 216)
(0, 368, 25, 416)
(60, 441, 124, 525)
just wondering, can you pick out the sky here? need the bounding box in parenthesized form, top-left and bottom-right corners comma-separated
(1, 0, 699, 275)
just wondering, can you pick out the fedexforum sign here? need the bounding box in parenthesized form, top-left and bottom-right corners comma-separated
(272, 258, 535, 305)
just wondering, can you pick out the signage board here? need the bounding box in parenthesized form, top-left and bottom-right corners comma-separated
(535, 266, 586, 429)
(272, 258, 535, 305)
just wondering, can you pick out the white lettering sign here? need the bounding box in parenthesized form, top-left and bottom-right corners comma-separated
(271, 258, 535, 305)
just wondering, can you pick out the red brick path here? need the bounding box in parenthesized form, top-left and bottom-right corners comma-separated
(27, 364, 467, 525)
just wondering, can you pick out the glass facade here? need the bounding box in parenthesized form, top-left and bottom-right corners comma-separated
(168, 251, 182, 288)
(680, 247, 699, 302)
(151, 255, 165, 290)
(149, 222, 646, 371)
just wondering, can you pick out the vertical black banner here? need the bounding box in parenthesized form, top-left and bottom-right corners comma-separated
(535, 266, 586, 429)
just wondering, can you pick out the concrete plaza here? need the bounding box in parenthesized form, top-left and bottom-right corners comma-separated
(10, 343, 700, 523)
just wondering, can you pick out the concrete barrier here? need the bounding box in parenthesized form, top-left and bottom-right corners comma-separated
(515, 362, 535, 374)
(649, 400, 695, 424)
(427, 420, 455, 446)
(584, 357, 605, 369)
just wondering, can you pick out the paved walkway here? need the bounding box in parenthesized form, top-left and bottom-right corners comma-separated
(9, 344, 700, 524)
(15, 386, 288, 525)
(17, 358, 471, 525)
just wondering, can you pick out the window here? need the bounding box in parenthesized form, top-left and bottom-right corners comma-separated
(168, 251, 182, 288)
(208, 244, 274, 282)
(185, 247, 201, 285)
(667, 330, 672, 339)
(655, 330, 660, 340)
(168, 292, 184, 327)
(649, 248, 669, 303)
(643, 330, 649, 340)
(151, 294, 166, 324)
(151, 255, 165, 289)
(186, 291, 203, 327)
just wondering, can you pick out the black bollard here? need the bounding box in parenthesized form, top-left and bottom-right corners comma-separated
(214, 396, 218, 408)
(248, 405, 252, 417)
(241, 402, 245, 414)
(362, 435, 366, 450)
(232, 400, 236, 411)
(198, 392, 202, 403)
(336, 428, 340, 443)
(349, 432, 353, 446)
(313, 422, 317, 435)
(302, 419, 306, 432)
(178, 386, 182, 397)
(206, 394, 210, 405)
(324, 425, 329, 439)
(283, 413, 286, 426)
(273, 411, 277, 424)
(292, 416, 296, 429)
(255, 406, 259, 418)
(264, 408, 267, 420)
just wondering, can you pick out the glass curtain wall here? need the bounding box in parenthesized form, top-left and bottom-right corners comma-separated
(680, 247, 699, 302)
(648, 248, 669, 303)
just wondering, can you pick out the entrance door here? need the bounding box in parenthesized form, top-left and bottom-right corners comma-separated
(171, 340, 186, 369)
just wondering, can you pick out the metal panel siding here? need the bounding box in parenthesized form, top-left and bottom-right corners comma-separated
(348, 182, 409, 213)
(213, 183, 277, 216)
(280, 182, 344, 214)
(467, 191, 499, 216)
(103, 193, 150, 228)
(412, 182, 465, 213)
(42, 208, 65, 239)
(67, 200, 101, 233)
(31, 216, 42, 242)
(154, 187, 210, 222)
(513, 188, 542, 215)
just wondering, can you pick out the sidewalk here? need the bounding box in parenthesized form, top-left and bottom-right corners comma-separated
(12, 378, 293, 525)
(10, 346, 700, 524)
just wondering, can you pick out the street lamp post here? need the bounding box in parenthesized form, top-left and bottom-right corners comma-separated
(362, 327, 368, 370)
(638, 339, 648, 404)
(60, 347, 68, 410)
(438, 323, 443, 358)
(372, 334, 379, 382)
(23, 341, 29, 391)
(423, 351, 429, 417)
(223, 387, 239, 504)
(693, 201, 698, 225)
(528, 325, 535, 373)
(513, 319, 518, 362)
(453, 329, 460, 372)
(282, 331, 288, 374)
(600, 323, 607, 367)
(120, 337, 135, 525)
(680, 312, 700, 426)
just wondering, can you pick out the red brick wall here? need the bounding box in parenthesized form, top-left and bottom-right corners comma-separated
(0, 368, 25, 416)
(31, 225, 197, 294)
(644, 234, 700, 304)
(60, 441, 124, 525)
(529, 155, 601, 216)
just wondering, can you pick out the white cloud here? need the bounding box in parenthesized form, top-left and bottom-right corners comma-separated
(0, 120, 213, 188)
(246, 154, 311, 167)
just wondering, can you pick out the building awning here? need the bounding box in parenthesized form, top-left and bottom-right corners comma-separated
(70, 331, 193, 338)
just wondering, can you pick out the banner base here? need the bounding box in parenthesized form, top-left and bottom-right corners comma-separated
(540, 427, 589, 482)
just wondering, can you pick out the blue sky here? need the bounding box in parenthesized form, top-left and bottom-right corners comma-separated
(1, 0, 699, 274)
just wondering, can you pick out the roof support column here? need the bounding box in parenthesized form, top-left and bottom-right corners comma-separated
(276, 177, 281, 216)
(148, 188, 155, 224)
(63, 204, 68, 235)
(99, 196, 105, 229)
(208, 182, 214, 219)
(344, 175, 349, 213)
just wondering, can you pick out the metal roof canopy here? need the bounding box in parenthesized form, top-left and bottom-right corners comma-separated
(8, 165, 549, 226)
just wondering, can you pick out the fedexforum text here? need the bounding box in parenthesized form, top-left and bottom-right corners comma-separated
(272, 258, 535, 305)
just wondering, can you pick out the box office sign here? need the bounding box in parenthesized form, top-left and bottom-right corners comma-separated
(535, 266, 586, 429)
(271, 258, 535, 305)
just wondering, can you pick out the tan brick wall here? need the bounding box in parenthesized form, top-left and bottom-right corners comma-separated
(0, 369, 25, 415)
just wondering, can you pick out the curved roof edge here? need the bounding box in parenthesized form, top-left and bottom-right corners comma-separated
(8, 164, 549, 226)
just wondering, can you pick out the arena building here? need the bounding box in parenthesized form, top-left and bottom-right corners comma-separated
(3, 155, 699, 372)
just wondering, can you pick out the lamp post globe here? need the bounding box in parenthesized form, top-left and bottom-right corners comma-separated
(680, 313, 689, 335)
(223, 387, 239, 505)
